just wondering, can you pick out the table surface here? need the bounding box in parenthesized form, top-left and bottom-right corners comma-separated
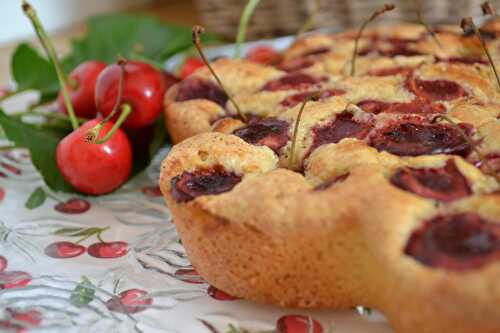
(0, 0, 199, 83)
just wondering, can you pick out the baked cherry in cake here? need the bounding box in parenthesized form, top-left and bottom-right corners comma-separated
(162, 21, 500, 333)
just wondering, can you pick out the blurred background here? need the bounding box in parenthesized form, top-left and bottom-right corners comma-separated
(0, 0, 496, 81)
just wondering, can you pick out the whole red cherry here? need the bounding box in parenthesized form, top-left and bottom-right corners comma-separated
(95, 61, 166, 128)
(56, 119, 132, 195)
(57, 61, 106, 119)
(179, 57, 205, 79)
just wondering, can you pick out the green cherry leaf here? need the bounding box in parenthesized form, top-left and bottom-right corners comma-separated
(25, 186, 46, 209)
(0, 109, 75, 193)
(11, 43, 59, 102)
(70, 276, 95, 307)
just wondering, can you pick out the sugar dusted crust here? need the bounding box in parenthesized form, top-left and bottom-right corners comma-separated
(161, 22, 500, 333)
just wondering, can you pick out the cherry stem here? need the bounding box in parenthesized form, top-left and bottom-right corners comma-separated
(100, 58, 127, 125)
(297, 0, 321, 35)
(413, 0, 442, 49)
(481, 1, 496, 15)
(431, 114, 498, 181)
(350, 3, 395, 76)
(289, 93, 319, 169)
(22, 1, 79, 131)
(91, 104, 132, 144)
(235, 0, 262, 59)
(96, 226, 110, 243)
(461, 17, 500, 91)
(192, 25, 248, 122)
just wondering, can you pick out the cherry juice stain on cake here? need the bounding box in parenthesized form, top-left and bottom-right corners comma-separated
(44, 241, 86, 259)
(438, 57, 488, 65)
(314, 173, 350, 191)
(262, 73, 326, 91)
(358, 37, 423, 57)
(207, 285, 240, 301)
(407, 78, 468, 102)
(0, 271, 31, 289)
(405, 213, 500, 271)
(106, 288, 153, 314)
(175, 78, 228, 107)
(368, 66, 413, 77)
(233, 118, 289, 153)
(276, 314, 324, 333)
(357, 99, 445, 114)
(370, 122, 472, 156)
(171, 166, 242, 203)
(87, 241, 128, 258)
(391, 159, 471, 202)
(54, 198, 91, 214)
(308, 112, 372, 155)
(277, 58, 315, 72)
(280, 89, 346, 108)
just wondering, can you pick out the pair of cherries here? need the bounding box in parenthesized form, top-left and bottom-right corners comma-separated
(55, 60, 167, 195)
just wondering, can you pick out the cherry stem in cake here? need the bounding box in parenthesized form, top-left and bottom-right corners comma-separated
(235, 0, 262, 58)
(413, 0, 442, 49)
(431, 114, 498, 181)
(461, 17, 500, 91)
(22, 1, 79, 130)
(297, 0, 321, 35)
(289, 93, 320, 168)
(192, 25, 247, 122)
(85, 58, 131, 144)
(350, 3, 395, 76)
(481, 1, 496, 15)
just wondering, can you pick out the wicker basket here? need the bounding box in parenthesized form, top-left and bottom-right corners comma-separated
(194, 0, 500, 40)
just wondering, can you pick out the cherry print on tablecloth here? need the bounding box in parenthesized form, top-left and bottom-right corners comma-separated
(174, 268, 205, 284)
(0, 187, 4, 203)
(87, 241, 128, 259)
(207, 285, 240, 301)
(106, 288, 153, 314)
(0, 308, 42, 332)
(0, 270, 32, 289)
(0, 256, 6, 272)
(44, 241, 86, 259)
(54, 198, 91, 214)
(276, 314, 324, 333)
(141, 185, 163, 198)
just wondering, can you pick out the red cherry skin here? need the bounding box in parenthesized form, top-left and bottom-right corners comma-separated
(87, 241, 128, 258)
(276, 315, 323, 333)
(246, 45, 281, 65)
(0, 271, 31, 289)
(95, 61, 166, 128)
(56, 119, 132, 195)
(44, 241, 86, 258)
(57, 61, 106, 119)
(106, 288, 152, 314)
(207, 285, 240, 301)
(54, 198, 91, 214)
(0, 256, 7, 272)
(179, 57, 205, 79)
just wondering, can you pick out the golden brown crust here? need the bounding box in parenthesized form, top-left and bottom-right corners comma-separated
(161, 22, 500, 333)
